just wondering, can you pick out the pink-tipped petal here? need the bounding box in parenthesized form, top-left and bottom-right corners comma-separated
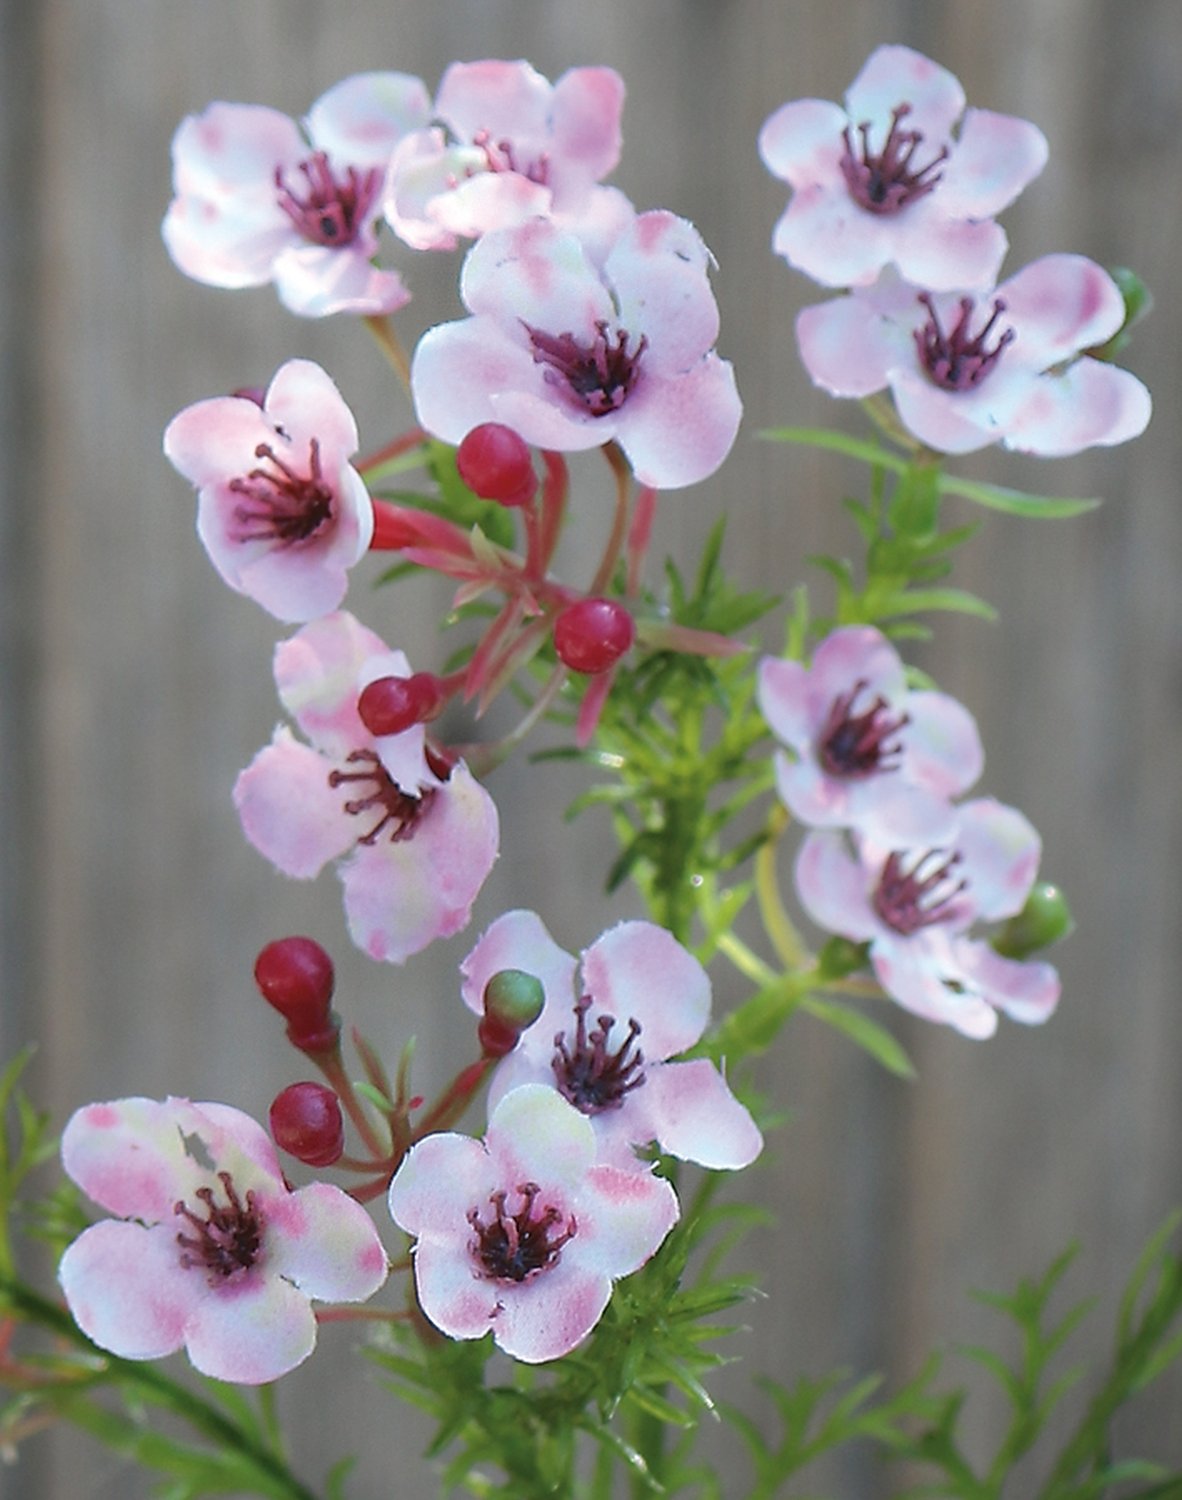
(487, 1085, 597, 1190)
(272, 245, 410, 319)
(954, 798, 1041, 922)
(410, 1235, 503, 1340)
(954, 941, 1060, 1025)
(845, 46, 965, 142)
(795, 293, 901, 396)
(999, 255, 1126, 369)
(640, 1061, 762, 1170)
(758, 98, 848, 187)
(581, 1163, 680, 1275)
(903, 691, 984, 797)
(59, 1221, 194, 1360)
(795, 831, 880, 942)
(184, 1272, 317, 1384)
(1003, 359, 1151, 457)
(938, 109, 1049, 217)
(274, 613, 402, 755)
(62, 1098, 208, 1220)
(389, 1132, 495, 1236)
(306, 72, 432, 166)
(235, 729, 356, 878)
(164, 396, 275, 489)
(550, 67, 626, 190)
(267, 1184, 388, 1302)
(460, 909, 577, 1019)
(872, 931, 1000, 1038)
(484, 1255, 611, 1364)
(775, 187, 898, 289)
(580, 922, 711, 1057)
(614, 355, 741, 490)
(605, 213, 720, 372)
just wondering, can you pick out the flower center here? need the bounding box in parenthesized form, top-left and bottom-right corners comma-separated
(839, 103, 949, 216)
(468, 1181, 577, 1283)
(174, 1170, 263, 1284)
(552, 995, 645, 1114)
(274, 151, 382, 247)
(327, 750, 440, 846)
(228, 438, 334, 546)
(873, 848, 967, 936)
(526, 321, 648, 418)
(471, 127, 549, 185)
(819, 679, 909, 778)
(914, 294, 1015, 392)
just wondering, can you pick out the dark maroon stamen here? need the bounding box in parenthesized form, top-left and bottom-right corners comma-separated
(327, 749, 438, 845)
(526, 320, 648, 418)
(552, 995, 645, 1115)
(840, 102, 949, 216)
(819, 679, 909, 779)
(174, 1171, 264, 1284)
(228, 438, 334, 545)
(468, 1181, 576, 1283)
(274, 151, 381, 247)
(471, 127, 549, 185)
(914, 293, 1016, 392)
(873, 848, 967, 936)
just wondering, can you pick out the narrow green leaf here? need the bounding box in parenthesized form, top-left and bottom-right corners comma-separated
(871, 587, 998, 622)
(800, 997, 916, 1078)
(938, 475, 1100, 518)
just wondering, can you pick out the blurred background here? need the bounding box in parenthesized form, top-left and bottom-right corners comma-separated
(2, 0, 1180, 1495)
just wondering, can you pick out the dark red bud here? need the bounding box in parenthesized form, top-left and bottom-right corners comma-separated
(269, 1082, 344, 1167)
(456, 423, 536, 507)
(357, 673, 443, 737)
(553, 598, 635, 675)
(253, 936, 340, 1052)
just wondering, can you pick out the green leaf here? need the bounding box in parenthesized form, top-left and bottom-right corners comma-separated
(937, 475, 1100, 519)
(800, 997, 916, 1077)
(870, 586, 998, 622)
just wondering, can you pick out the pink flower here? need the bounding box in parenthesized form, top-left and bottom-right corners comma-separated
(163, 73, 428, 316)
(164, 360, 373, 623)
(234, 612, 499, 963)
(388, 1084, 678, 1362)
(459, 911, 762, 1171)
(385, 60, 632, 256)
(758, 626, 983, 841)
(411, 213, 742, 490)
(796, 257, 1152, 455)
(759, 44, 1047, 290)
(795, 798, 1060, 1038)
(58, 1097, 388, 1384)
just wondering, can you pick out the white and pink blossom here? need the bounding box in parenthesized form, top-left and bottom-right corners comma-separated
(796, 257, 1151, 455)
(389, 1084, 678, 1363)
(163, 73, 428, 316)
(386, 60, 632, 258)
(795, 798, 1060, 1038)
(164, 360, 373, 622)
(758, 625, 983, 841)
(459, 911, 762, 1171)
(234, 611, 499, 963)
(410, 213, 742, 490)
(759, 44, 1047, 290)
(58, 1097, 388, 1384)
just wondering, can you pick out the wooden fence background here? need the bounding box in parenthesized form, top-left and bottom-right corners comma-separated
(2, 1, 1181, 1495)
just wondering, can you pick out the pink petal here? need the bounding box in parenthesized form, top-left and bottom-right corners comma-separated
(266, 1183, 388, 1302)
(461, 220, 615, 333)
(613, 354, 741, 490)
(999, 255, 1126, 369)
(162, 192, 296, 288)
(62, 1097, 212, 1220)
(1002, 359, 1151, 457)
(892, 209, 1007, 293)
(411, 319, 555, 446)
(428, 171, 553, 240)
(579, 1163, 680, 1276)
(845, 46, 965, 142)
(164, 394, 276, 490)
(485, 1256, 611, 1363)
(389, 1132, 496, 1236)
(273, 612, 404, 756)
(486, 1085, 597, 1190)
(59, 1220, 194, 1360)
(871, 930, 999, 1038)
(938, 109, 1048, 217)
(807, 625, 907, 714)
(169, 103, 305, 197)
(305, 72, 432, 166)
(549, 67, 626, 191)
(579, 922, 710, 1059)
(264, 359, 360, 464)
(794, 830, 880, 942)
(271, 245, 410, 318)
(183, 1271, 317, 1384)
(953, 940, 1060, 1025)
(435, 60, 553, 147)
(234, 728, 356, 878)
(410, 1235, 502, 1340)
(383, 131, 468, 250)
(954, 798, 1041, 922)
(888, 366, 1018, 454)
(639, 1060, 762, 1169)
(795, 291, 904, 396)
(774, 186, 898, 289)
(604, 212, 720, 373)
(459, 909, 577, 1019)
(904, 690, 984, 798)
(758, 98, 848, 187)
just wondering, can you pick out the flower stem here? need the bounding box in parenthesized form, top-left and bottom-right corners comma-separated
(364, 314, 412, 390)
(755, 804, 809, 971)
(591, 441, 633, 594)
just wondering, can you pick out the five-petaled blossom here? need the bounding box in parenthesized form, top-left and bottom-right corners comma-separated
(389, 1083, 679, 1362)
(758, 625, 983, 842)
(459, 911, 762, 1170)
(234, 611, 499, 963)
(796, 257, 1152, 455)
(385, 60, 632, 260)
(411, 212, 742, 490)
(58, 1097, 388, 1384)
(759, 44, 1047, 291)
(164, 359, 373, 623)
(163, 73, 428, 316)
(795, 798, 1060, 1038)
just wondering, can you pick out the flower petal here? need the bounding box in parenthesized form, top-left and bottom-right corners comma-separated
(580, 922, 711, 1058)
(234, 727, 356, 879)
(59, 1220, 194, 1360)
(183, 1271, 317, 1384)
(640, 1060, 762, 1169)
(266, 1182, 388, 1302)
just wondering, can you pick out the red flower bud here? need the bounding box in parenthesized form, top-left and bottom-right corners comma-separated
(478, 968, 546, 1057)
(269, 1082, 345, 1167)
(253, 936, 340, 1052)
(456, 423, 536, 507)
(553, 598, 635, 675)
(357, 673, 443, 738)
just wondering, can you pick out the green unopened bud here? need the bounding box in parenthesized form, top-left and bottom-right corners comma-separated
(478, 969, 546, 1057)
(817, 935, 871, 981)
(992, 882, 1074, 959)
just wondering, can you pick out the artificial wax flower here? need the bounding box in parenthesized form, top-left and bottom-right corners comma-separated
(459, 911, 762, 1171)
(164, 360, 373, 623)
(234, 611, 499, 963)
(58, 1097, 388, 1384)
(385, 60, 632, 256)
(795, 798, 1060, 1039)
(796, 257, 1152, 456)
(411, 212, 742, 490)
(163, 73, 428, 316)
(758, 625, 983, 842)
(388, 1083, 679, 1363)
(759, 44, 1047, 291)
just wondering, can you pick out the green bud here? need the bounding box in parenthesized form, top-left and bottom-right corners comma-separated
(992, 882, 1074, 959)
(817, 936, 871, 981)
(478, 969, 546, 1057)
